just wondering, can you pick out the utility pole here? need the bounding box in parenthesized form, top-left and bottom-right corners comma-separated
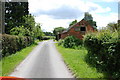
(0, 0, 5, 34)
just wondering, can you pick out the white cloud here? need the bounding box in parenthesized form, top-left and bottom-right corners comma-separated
(28, 0, 117, 32)
(28, 0, 111, 14)
(102, 0, 119, 2)
(35, 15, 76, 32)
(92, 12, 118, 29)
(28, 0, 83, 13)
(36, 12, 118, 32)
(85, 2, 111, 13)
(88, 0, 119, 2)
(28, 0, 59, 13)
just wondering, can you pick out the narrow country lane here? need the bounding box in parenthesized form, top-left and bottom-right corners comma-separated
(10, 40, 73, 78)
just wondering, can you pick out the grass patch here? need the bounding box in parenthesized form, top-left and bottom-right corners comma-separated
(34, 39, 43, 44)
(1, 40, 40, 76)
(55, 43, 104, 78)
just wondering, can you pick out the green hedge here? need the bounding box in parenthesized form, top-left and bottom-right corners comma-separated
(59, 36, 83, 49)
(1, 34, 34, 57)
(83, 30, 120, 78)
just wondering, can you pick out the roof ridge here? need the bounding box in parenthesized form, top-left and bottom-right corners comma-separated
(61, 19, 97, 34)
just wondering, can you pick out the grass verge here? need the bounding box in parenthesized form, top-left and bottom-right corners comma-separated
(1, 41, 39, 76)
(55, 43, 104, 78)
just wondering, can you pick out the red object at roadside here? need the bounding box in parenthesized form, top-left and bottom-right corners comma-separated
(0, 76, 31, 80)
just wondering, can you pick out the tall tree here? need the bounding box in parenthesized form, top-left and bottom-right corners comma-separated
(34, 23, 44, 40)
(107, 22, 119, 32)
(53, 27, 66, 35)
(22, 15, 35, 32)
(84, 12, 93, 21)
(53, 27, 66, 40)
(5, 1, 29, 34)
(84, 12, 97, 29)
(10, 14, 37, 37)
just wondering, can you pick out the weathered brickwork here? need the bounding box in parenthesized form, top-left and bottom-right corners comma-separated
(60, 19, 96, 40)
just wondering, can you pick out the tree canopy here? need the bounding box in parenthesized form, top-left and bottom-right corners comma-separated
(34, 23, 44, 39)
(84, 12, 97, 29)
(107, 22, 120, 32)
(5, 1, 29, 34)
(44, 32, 54, 36)
(84, 12, 93, 21)
(10, 14, 44, 40)
(53, 27, 66, 35)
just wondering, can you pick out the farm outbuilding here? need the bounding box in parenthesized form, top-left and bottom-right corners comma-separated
(57, 19, 97, 40)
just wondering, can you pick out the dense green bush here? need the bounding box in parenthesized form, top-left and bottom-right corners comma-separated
(83, 30, 120, 78)
(1, 34, 34, 57)
(62, 36, 83, 48)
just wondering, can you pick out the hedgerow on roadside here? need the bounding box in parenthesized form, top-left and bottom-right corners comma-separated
(57, 26, 120, 78)
(56, 43, 104, 78)
(58, 36, 83, 49)
(83, 30, 120, 78)
(1, 34, 34, 57)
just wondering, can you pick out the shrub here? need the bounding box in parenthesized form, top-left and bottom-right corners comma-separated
(1, 34, 34, 57)
(83, 30, 120, 78)
(58, 39, 64, 46)
(62, 36, 83, 48)
(41, 36, 50, 40)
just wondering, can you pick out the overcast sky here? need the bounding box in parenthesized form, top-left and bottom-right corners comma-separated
(28, 0, 119, 32)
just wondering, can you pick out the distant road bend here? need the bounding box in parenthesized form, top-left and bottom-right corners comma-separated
(10, 40, 73, 78)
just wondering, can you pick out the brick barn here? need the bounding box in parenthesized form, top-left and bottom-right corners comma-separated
(57, 19, 97, 40)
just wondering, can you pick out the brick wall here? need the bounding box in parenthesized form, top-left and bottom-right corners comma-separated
(61, 19, 96, 40)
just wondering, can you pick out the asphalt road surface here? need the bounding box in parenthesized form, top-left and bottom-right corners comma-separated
(10, 40, 73, 78)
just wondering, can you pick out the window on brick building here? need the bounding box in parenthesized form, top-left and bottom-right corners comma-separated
(80, 27, 86, 31)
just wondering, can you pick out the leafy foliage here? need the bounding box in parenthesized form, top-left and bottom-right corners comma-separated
(53, 27, 66, 35)
(53, 27, 66, 40)
(83, 30, 120, 78)
(84, 12, 93, 21)
(10, 26, 30, 36)
(107, 22, 120, 32)
(62, 36, 83, 49)
(22, 15, 35, 32)
(84, 12, 97, 29)
(1, 34, 34, 57)
(43, 32, 54, 36)
(10, 15, 44, 40)
(5, 2, 29, 34)
(69, 19, 77, 26)
(34, 23, 44, 40)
